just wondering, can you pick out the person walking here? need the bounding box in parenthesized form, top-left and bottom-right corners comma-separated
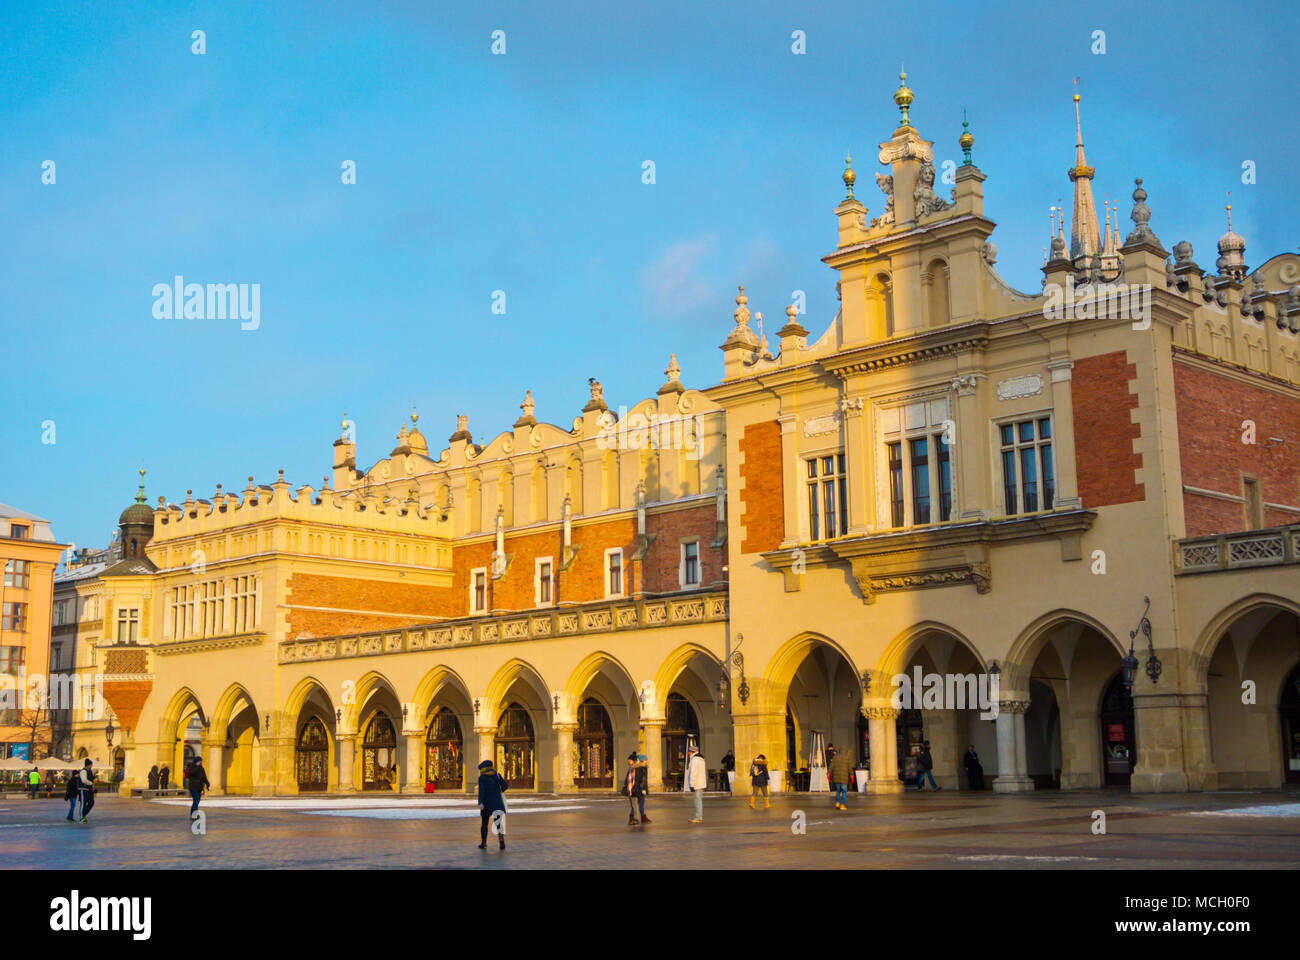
(686, 745, 707, 823)
(829, 744, 854, 810)
(476, 758, 509, 850)
(158, 764, 170, 790)
(147, 765, 160, 791)
(963, 744, 984, 791)
(916, 740, 939, 791)
(64, 768, 80, 821)
(27, 767, 40, 799)
(720, 749, 735, 794)
(748, 753, 771, 809)
(187, 758, 210, 818)
(621, 751, 650, 825)
(75, 759, 95, 823)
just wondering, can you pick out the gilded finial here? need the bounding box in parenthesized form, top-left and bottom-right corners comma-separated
(135, 469, 147, 505)
(894, 66, 913, 127)
(958, 109, 973, 165)
(842, 151, 856, 199)
(1226, 190, 1233, 232)
(411, 403, 418, 425)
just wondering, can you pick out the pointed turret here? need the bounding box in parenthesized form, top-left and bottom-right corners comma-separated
(1068, 91, 1101, 266)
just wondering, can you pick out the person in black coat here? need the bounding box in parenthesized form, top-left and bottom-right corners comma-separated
(158, 764, 170, 790)
(620, 752, 650, 825)
(187, 758, 211, 818)
(476, 759, 509, 850)
(963, 744, 984, 791)
(147, 765, 160, 791)
(916, 740, 939, 791)
(719, 749, 735, 793)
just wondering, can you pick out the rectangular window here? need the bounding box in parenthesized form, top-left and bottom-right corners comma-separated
(3, 559, 30, 588)
(470, 568, 488, 614)
(887, 442, 904, 528)
(910, 437, 931, 525)
(2, 602, 28, 633)
(806, 453, 849, 540)
(1000, 416, 1055, 515)
(681, 541, 700, 587)
(0, 645, 25, 675)
(936, 436, 952, 522)
(535, 558, 553, 606)
(1243, 477, 1263, 530)
(8, 523, 29, 540)
(116, 608, 140, 644)
(606, 549, 624, 598)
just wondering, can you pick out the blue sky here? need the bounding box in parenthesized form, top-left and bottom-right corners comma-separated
(3, 0, 1295, 551)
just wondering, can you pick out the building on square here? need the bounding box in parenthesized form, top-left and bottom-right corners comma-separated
(1, 503, 68, 760)
(68, 78, 1300, 796)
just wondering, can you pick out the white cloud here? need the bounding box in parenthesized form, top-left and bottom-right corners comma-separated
(640, 234, 718, 315)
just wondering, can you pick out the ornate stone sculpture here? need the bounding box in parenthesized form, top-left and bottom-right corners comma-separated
(981, 241, 998, 265)
(1125, 177, 1155, 244)
(1173, 240, 1193, 264)
(913, 161, 953, 217)
(871, 173, 895, 227)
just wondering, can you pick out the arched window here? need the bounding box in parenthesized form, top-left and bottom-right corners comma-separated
(574, 698, 614, 788)
(924, 259, 950, 328)
(495, 703, 535, 789)
(295, 717, 329, 792)
(425, 707, 463, 790)
(662, 693, 699, 789)
(1099, 673, 1136, 786)
(361, 712, 397, 791)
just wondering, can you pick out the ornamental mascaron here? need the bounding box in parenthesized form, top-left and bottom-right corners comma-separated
(49, 76, 1300, 798)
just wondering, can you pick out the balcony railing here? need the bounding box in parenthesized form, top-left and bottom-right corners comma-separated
(279, 590, 728, 664)
(1175, 523, 1300, 574)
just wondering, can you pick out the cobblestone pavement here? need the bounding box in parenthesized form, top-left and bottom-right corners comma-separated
(3, 789, 1298, 869)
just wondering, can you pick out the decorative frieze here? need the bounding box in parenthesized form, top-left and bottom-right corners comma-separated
(996, 373, 1044, 401)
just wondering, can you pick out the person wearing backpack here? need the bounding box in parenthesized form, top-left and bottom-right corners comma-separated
(75, 760, 96, 822)
(476, 759, 509, 850)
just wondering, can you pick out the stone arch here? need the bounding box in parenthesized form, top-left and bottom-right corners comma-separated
(1192, 592, 1300, 672)
(923, 256, 951, 328)
(283, 676, 335, 725)
(284, 677, 336, 794)
(211, 682, 258, 735)
(1006, 609, 1127, 687)
(483, 658, 552, 720)
(344, 670, 401, 731)
(873, 621, 984, 682)
(412, 665, 474, 724)
(652, 643, 724, 710)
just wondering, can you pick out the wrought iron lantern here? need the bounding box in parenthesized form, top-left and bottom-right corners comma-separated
(1125, 596, 1160, 693)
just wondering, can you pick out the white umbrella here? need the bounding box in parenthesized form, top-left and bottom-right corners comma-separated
(0, 756, 33, 770)
(35, 756, 75, 771)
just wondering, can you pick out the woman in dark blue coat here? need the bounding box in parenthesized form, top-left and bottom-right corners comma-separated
(476, 759, 509, 850)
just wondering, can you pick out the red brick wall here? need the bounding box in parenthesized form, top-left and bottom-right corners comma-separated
(1174, 359, 1300, 536)
(739, 421, 784, 553)
(1072, 352, 1145, 507)
(286, 574, 455, 640)
(642, 502, 723, 591)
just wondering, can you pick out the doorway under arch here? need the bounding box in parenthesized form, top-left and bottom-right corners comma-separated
(1099, 673, 1136, 786)
(425, 707, 464, 791)
(662, 693, 699, 790)
(1281, 665, 1300, 785)
(295, 717, 329, 792)
(574, 698, 614, 788)
(495, 703, 535, 789)
(361, 712, 397, 791)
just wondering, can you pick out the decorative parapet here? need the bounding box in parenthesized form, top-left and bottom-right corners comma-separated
(279, 591, 728, 664)
(1175, 524, 1300, 574)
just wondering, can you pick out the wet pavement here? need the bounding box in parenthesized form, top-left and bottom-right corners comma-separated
(3, 788, 1298, 869)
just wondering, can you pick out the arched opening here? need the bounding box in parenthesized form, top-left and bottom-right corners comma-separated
(495, 703, 535, 789)
(924, 259, 950, 328)
(1203, 600, 1300, 788)
(112, 747, 125, 781)
(574, 698, 614, 788)
(181, 715, 202, 782)
(1099, 673, 1136, 786)
(1026, 678, 1061, 789)
(662, 693, 699, 790)
(425, 707, 463, 791)
(361, 712, 397, 791)
(786, 644, 862, 790)
(295, 717, 329, 792)
(1282, 666, 1300, 785)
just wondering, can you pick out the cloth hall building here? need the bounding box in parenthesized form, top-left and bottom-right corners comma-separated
(56, 79, 1300, 797)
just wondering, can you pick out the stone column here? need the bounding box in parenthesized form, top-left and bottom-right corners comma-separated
(117, 735, 136, 797)
(841, 394, 870, 534)
(259, 737, 293, 796)
(926, 708, 959, 790)
(1046, 359, 1081, 508)
(865, 706, 903, 794)
(992, 700, 1034, 793)
(1131, 690, 1216, 793)
(203, 738, 225, 796)
(553, 723, 577, 794)
(404, 733, 425, 794)
(776, 414, 801, 547)
(474, 727, 495, 775)
(335, 734, 356, 793)
(641, 719, 664, 792)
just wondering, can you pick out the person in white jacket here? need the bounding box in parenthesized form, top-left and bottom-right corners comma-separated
(686, 746, 707, 823)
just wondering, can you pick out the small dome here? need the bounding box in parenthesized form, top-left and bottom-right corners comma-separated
(1217, 229, 1245, 253)
(407, 427, 428, 454)
(119, 502, 154, 526)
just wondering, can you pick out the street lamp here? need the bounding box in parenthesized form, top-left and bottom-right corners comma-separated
(105, 718, 115, 752)
(1124, 596, 1160, 694)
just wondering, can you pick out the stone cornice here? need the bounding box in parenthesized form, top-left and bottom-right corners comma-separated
(819, 323, 990, 378)
(153, 632, 266, 656)
(1171, 345, 1300, 397)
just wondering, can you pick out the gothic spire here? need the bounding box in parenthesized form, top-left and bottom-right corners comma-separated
(1068, 88, 1101, 264)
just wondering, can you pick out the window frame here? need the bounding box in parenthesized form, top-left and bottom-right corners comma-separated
(534, 556, 554, 607)
(2, 602, 28, 633)
(996, 413, 1056, 517)
(679, 539, 701, 589)
(604, 547, 624, 599)
(469, 566, 489, 615)
(803, 451, 848, 542)
(878, 398, 956, 530)
(3, 559, 30, 589)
